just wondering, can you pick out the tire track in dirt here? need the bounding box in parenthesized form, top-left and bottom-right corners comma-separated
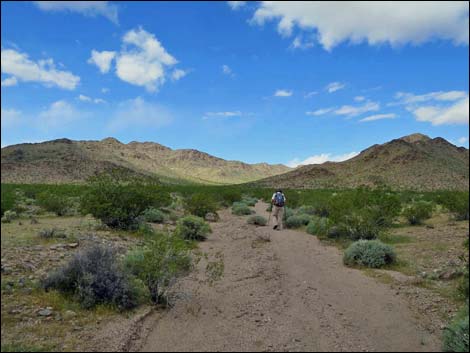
(137, 202, 440, 352)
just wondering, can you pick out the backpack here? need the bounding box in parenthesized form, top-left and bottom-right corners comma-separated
(274, 192, 285, 207)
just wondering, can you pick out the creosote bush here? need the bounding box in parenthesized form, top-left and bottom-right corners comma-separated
(175, 215, 211, 241)
(247, 215, 267, 226)
(42, 245, 138, 310)
(337, 213, 381, 240)
(37, 192, 73, 216)
(184, 193, 218, 218)
(232, 202, 252, 216)
(343, 240, 396, 268)
(306, 217, 331, 237)
(442, 305, 469, 352)
(1, 210, 18, 223)
(141, 207, 166, 223)
(125, 232, 192, 305)
(241, 196, 258, 207)
(402, 200, 434, 225)
(38, 228, 67, 239)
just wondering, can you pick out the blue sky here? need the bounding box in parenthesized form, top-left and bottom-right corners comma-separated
(1, 1, 469, 166)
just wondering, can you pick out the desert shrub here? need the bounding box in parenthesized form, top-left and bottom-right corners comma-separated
(442, 306, 469, 352)
(81, 175, 168, 230)
(285, 214, 311, 229)
(125, 233, 192, 305)
(175, 215, 211, 241)
(306, 217, 331, 237)
(241, 196, 258, 207)
(440, 192, 470, 221)
(141, 207, 166, 223)
(247, 215, 267, 226)
(38, 228, 67, 239)
(37, 193, 73, 216)
(337, 213, 380, 240)
(343, 240, 396, 268)
(184, 193, 218, 218)
(283, 207, 295, 220)
(297, 205, 316, 216)
(402, 200, 434, 225)
(1, 210, 18, 223)
(220, 189, 242, 207)
(42, 245, 138, 310)
(232, 202, 252, 216)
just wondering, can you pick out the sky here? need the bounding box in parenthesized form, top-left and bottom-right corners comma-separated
(1, 1, 469, 167)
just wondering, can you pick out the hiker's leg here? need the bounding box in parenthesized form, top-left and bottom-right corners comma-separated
(278, 207, 284, 230)
(272, 206, 279, 228)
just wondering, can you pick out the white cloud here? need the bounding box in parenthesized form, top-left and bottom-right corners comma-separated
(250, 2, 469, 51)
(78, 94, 106, 104)
(88, 50, 116, 73)
(274, 89, 293, 97)
(304, 91, 318, 98)
(38, 100, 82, 128)
(222, 64, 235, 77)
(33, 1, 118, 24)
(228, 1, 247, 10)
(1, 76, 18, 87)
(108, 97, 172, 132)
(114, 27, 178, 92)
(393, 90, 468, 105)
(291, 35, 315, 49)
(457, 136, 469, 144)
(287, 151, 359, 167)
(325, 82, 346, 93)
(1, 108, 22, 127)
(306, 108, 334, 116)
(334, 101, 380, 117)
(411, 97, 469, 125)
(171, 68, 189, 81)
(94, 98, 106, 104)
(203, 111, 243, 120)
(1, 49, 80, 90)
(101, 88, 109, 94)
(360, 113, 397, 122)
(354, 96, 366, 102)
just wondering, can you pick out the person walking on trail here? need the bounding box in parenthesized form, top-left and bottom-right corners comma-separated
(271, 189, 286, 230)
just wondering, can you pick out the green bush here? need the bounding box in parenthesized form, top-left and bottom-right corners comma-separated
(141, 208, 166, 223)
(441, 192, 469, 221)
(232, 202, 252, 216)
(241, 196, 258, 207)
(125, 233, 192, 305)
(443, 306, 469, 352)
(37, 192, 73, 216)
(402, 201, 434, 225)
(38, 228, 67, 239)
(184, 193, 218, 218)
(80, 175, 168, 230)
(297, 205, 316, 216)
(247, 215, 267, 226)
(175, 215, 211, 241)
(285, 214, 311, 229)
(338, 213, 380, 240)
(306, 217, 331, 236)
(220, 189, 242, 207)
(43, 245, 138, 310)
(343, 240, 396, 268)
(1, 210, 18, 223)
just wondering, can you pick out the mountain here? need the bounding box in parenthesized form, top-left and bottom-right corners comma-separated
(1, 138, 290, 185)
(255, 134, 469, 191)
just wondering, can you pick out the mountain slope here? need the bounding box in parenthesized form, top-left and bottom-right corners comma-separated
(1, 138, 290, 184)
(255, 134, 469, 191)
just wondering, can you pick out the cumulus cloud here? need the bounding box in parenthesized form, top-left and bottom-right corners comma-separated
(1, 49, 80, 90)
(1, 76, 18, 87)
(410, 97, 469, 125)
(291, 35, 315, 49)
(250, 2, 469, 50)
(325, 81, 346, 93)
(227, 1, 247, 10)
(359, 113, 397, 122)
(33, 1, 119, 24)
(107, 97, 172, 132)
(88, 50, 116, 73)
(287, 151, 359, 168)
(114, 27, 178, 92)
(274, 89, 293, 97)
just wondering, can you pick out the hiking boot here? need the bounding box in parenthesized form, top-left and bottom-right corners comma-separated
(273, 225, 278, 230)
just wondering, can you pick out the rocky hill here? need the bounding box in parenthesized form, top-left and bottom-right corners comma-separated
(1, 138, 290, 184)
(255, 134, 469, 191)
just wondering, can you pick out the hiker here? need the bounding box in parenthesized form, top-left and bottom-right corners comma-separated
(271, 189, 286, 230)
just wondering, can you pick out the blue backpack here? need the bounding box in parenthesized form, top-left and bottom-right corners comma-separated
(274, 192, 285, 207)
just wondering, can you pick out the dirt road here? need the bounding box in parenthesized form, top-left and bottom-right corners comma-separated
(137, 202, 440, 352)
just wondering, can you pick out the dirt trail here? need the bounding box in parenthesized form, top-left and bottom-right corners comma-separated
(137, 202, 440, 352)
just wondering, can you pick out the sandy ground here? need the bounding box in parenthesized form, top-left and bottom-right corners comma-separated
(135, 202, 440, 352)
